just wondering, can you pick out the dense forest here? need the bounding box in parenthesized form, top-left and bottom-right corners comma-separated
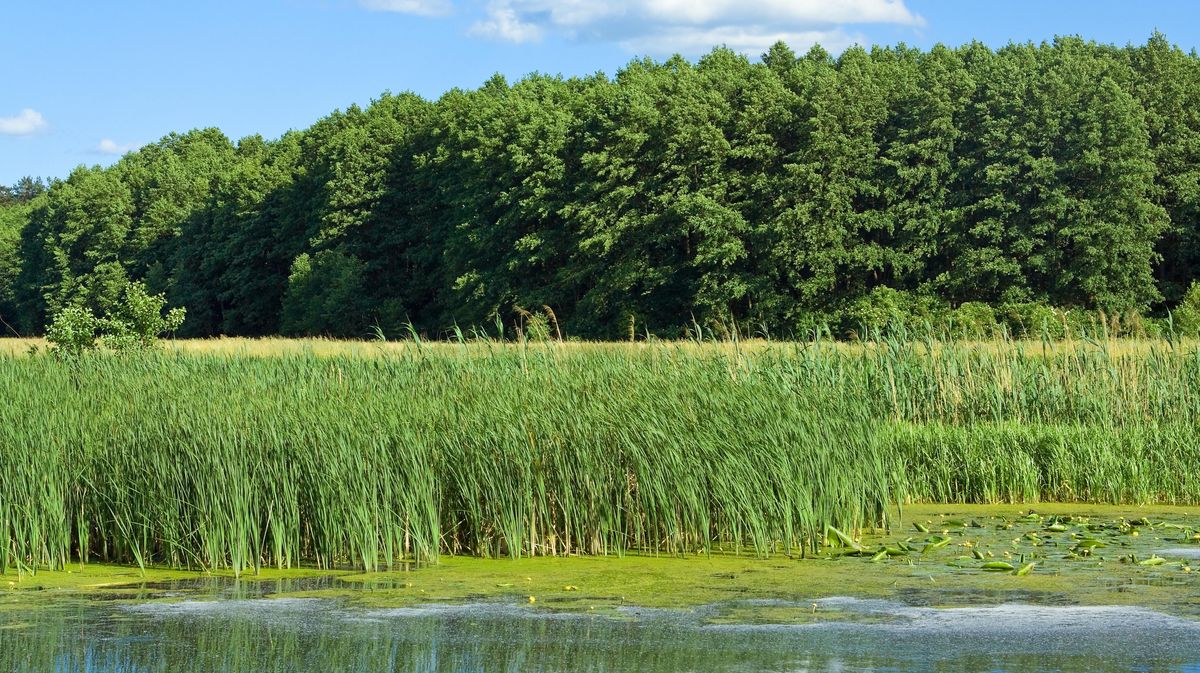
(3, 34, 1200, 340)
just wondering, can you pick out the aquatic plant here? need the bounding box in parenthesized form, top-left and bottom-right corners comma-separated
(3, 337, 1199, 575)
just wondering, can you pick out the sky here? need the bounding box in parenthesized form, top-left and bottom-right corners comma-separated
(3, 0, 1200, 185)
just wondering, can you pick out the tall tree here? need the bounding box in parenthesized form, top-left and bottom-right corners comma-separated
(1127, 32, 1200, 304)
(4, 35, 1197, 338)
(17, 167, 135, 328)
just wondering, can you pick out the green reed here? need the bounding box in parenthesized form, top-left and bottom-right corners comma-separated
(3, 337, 1200, 574)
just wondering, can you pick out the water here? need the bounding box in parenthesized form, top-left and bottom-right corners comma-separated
(3, 593, 1199, 673)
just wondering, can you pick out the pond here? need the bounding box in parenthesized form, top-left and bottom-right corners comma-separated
(3, 592, 1199, 673)
(4, 504, 1199, 672)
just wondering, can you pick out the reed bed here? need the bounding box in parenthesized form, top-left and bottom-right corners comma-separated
(3, 337, 1200, 575)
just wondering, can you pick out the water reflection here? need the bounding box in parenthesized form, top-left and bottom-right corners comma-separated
(2, 596, 1199, 673)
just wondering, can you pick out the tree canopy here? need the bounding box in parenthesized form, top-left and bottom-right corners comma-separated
(3, 35, 1200, 339)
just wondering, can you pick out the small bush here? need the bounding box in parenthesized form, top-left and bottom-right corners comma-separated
(45, 305, 100, 357)
(1172, 282, 1200, 336)
(99, 281, 186, 352)
(44, 281, 185, 357)
(949, 302, 998, 340)
(1000, 302, 1065, 340)
(843, 287, 912, 338)
(1141, 316, 1168, 339)
(280, 250, 369, 337)
(907, 294, 952, 333)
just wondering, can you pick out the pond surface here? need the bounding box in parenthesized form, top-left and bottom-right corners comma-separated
(3, 593, 1199, 673)
(5, 504, 1200, 672)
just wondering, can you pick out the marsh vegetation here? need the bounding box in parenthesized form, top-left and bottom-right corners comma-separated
(4, 337, 1200, 576)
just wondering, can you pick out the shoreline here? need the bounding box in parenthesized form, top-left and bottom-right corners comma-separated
(6, 504, 1197, 617)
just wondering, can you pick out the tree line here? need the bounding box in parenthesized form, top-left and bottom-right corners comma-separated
(2, 34, 1200, 340)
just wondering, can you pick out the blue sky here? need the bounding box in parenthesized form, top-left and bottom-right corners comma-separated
(3, 0, 1199, 185)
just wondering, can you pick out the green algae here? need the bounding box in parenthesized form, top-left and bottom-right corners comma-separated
(0, 564, 348, 590)
(0, 565, 354, 616)
(5, 504, 1197, 618)
(250, 504, 1200, 617)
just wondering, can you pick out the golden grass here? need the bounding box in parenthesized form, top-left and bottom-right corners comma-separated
(2, 336, 1196, 359)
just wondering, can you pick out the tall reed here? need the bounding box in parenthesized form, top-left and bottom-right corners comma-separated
(0, 346, 895, 574)
(3, 337, 1199, 574)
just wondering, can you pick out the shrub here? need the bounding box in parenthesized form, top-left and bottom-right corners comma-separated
(1061, 308, 1108, 339)
(949, 302, 998, 340)
(44, 281, 185, 356)
(999, 302, 1065, 340)
(1142, 316, 1168, 340)
(843, 287, 912, 338)
(1172, 282, 1200, 336)
(515, 306, 552, 343)
(906, 294, 952, 336)
(44, 305, 100, 357)
(98, 281, 186, 352)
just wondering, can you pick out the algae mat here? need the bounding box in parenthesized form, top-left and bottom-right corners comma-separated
(4, 504, 1199, 616)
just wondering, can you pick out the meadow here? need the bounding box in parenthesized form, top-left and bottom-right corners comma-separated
(3, 336, 1200, 577)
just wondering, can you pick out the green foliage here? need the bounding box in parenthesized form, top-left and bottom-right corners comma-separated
(5, 35, 1200, 339)
(843, 287, 913, 336)
(949, 303, 999, 340)
(0, 201, 32, 334)
(1172, 282, 1200, 335)
(4, 341, 1200, 574)
(43, 281, 185, 356)
(99, 281, 186, 351)
(280, 250, 370, 337)
(1000, 302, 1066, 340)
(44, 305, 99, 356)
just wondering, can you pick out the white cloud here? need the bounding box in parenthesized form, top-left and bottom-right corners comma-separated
(95, 139, 141, 156)
(0, 109, 48, 136)
(464, 0, 922, 54)
(358, 0, 453, 17)
(469, 2, 543, 43)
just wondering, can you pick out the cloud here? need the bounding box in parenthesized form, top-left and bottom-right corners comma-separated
(358, 0, 453, 17)
(465, 0, 922, 54)
(94, 139, 141, 156)
(469, 2, 542, 43)
(0, 109, 48, 136)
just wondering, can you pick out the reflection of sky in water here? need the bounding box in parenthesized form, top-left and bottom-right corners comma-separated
(4, 597, 1200, 673)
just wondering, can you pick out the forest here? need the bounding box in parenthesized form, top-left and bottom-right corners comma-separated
(2, 33, 1200, 340)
